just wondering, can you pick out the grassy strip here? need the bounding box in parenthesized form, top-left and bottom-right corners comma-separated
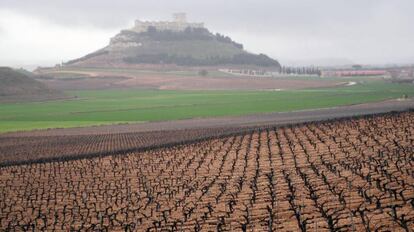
(1, 81, 413, 132)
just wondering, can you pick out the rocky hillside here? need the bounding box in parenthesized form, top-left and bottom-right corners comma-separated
(0, 67, 64, 102)
(66, 27, 281, 69)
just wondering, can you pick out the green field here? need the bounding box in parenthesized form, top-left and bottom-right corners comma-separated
(1, 80, 413, 133)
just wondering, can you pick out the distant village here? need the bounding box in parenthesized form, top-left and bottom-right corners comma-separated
(221, 65, 414, 80)
(319, 65, 414, 80)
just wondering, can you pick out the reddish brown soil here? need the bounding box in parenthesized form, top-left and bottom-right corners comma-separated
(0, 112, 413, 231)
(39, 69, 341, 91)
(1, 99, 413, 167)
(40, 76, 131, 90)
(0, 127, 251, 166)
(117, 74, 341, 91)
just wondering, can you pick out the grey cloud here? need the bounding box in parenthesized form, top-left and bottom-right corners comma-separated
(1, 0, 410, 30)
(1, 0, 414, 65)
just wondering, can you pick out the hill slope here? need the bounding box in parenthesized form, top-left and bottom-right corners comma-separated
(0, 67, 64, 102)
(66, 27, 281, 69)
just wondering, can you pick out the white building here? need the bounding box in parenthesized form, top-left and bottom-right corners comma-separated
(131, 13, 204, 33)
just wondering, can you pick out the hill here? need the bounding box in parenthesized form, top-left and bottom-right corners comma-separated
(65, 26, 281, 69)
(0, 67, 65, 102)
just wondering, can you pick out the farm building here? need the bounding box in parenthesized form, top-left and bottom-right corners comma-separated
(321, 69, 388, 77)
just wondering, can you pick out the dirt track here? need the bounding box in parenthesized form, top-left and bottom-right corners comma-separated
(39, 69, 341, 91)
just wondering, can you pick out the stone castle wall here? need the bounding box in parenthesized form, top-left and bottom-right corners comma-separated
(130, 14, 204, 33)
(132, 21, 204, 33)
(108, 14, 204, 50)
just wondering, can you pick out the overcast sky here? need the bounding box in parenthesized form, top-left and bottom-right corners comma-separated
(1, 0, 413, 68)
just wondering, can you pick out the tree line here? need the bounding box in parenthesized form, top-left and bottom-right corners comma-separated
(124, 53, 281, 67)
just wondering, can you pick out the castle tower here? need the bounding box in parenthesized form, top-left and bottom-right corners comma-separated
(173, 13, 187, 23)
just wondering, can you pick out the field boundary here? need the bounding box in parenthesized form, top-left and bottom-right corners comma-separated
(3, 98, 414, 137)
(1, 109, 412, 168)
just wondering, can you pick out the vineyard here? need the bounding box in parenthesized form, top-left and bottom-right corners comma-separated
(0, 127, 253, 166)
(1, 111, 413, 231)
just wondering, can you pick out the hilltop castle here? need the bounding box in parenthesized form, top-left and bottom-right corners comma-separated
(108, 13, 205, 50)
(130, 13, 204, 33)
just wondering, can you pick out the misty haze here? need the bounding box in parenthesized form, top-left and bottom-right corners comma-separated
(0, 1, 413, 231)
